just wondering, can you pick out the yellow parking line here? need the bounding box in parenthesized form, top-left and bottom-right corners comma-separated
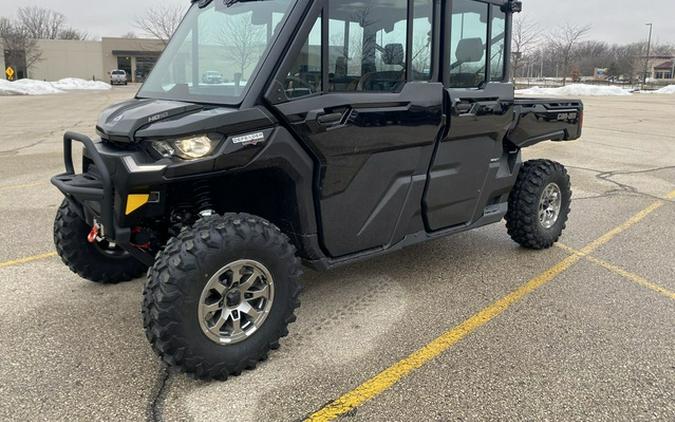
(587, 255, 675, 300)
(306, 192, 674, 422)
(0, 252, 57, 270)
(557, 243, 675, 301)
(306, 255, 581, 422)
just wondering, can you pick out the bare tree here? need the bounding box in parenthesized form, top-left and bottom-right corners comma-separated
(59, 27, 88, 40)
(16, 6, 66, 40)
(220, 16, 264, 78)
(0, 17, 43, 78)
(122, 31, 138, 39)
(135, 4, 186, 45)
(547, 23, 591, 85)
(511, 15, 539, 79)
(412, 36, 431, 76)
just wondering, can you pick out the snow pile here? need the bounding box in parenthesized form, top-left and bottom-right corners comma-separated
(647, 85, 675, 94)
(52, 78, 112, 91)
(0, 78, 111, 95)
(516, 84, 632, 97)
(0, 79, 64, 95)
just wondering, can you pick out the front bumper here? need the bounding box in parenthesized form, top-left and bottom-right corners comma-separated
(51, 132, 169, 266)
(51, 132, 123, 241)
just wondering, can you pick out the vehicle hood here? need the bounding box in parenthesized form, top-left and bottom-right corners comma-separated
(97, 98, 275, 143)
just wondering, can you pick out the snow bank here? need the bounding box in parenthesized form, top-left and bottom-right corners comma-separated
(0, 78, 111, 95)
(0, 79, 64, 95)
(516, 84, 632, 97)
(52, 78, 112, 91)
(643, 85, 675, 94)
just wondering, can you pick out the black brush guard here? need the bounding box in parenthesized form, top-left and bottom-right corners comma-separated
(51, 131, 118, 239)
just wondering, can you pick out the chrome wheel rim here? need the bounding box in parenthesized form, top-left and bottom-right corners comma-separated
(539, 183, 562, 229)
(198, 259, 275, 345)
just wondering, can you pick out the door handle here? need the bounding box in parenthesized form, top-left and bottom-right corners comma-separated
(454, 100, 475, 115)
(317, 112, 344, 126)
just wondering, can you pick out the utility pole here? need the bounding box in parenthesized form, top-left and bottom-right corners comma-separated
(643, 23, 653, 90)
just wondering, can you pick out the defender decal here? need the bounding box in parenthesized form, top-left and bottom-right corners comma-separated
(232, 132, 266, 146)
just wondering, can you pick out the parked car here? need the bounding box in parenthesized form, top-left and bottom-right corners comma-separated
(202, 71, 225, 84)
(52, 0, 583, 381)
(110, 69, 128, 86)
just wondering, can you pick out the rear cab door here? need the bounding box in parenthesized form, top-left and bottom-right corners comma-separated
(423, 0, 518, 231)
(266, 0, 445, 258)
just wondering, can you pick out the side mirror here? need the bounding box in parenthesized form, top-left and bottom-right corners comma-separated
(502, 1, 523, 13)
(383, 44, 404, 66)
(455, 38, 484, 63)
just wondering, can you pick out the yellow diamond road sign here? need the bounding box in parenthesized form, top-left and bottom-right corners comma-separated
(5, 66, 15, 80)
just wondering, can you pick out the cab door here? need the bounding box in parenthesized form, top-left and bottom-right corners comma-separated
(266, 0, 444, 257)
(423, 0, 514, 230)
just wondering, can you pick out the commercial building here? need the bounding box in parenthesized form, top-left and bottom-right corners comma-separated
(2, 37, 165, 83)
(646, 55, 675, 81)
(652, 60, 674, 80)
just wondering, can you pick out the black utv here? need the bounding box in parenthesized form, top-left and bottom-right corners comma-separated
(52, 0, 583, 380)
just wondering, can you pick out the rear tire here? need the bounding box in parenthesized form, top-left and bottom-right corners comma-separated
(505, 160, 571, 249)
(54, 199, 148, 283)
(142, 213, 302, 380)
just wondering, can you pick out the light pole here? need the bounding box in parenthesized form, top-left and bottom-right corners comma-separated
(643, 23, 653, 89)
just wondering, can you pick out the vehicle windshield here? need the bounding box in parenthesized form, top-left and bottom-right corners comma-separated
(139, 0, 294, 105)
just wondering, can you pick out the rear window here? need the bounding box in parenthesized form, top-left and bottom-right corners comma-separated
(112, 70, 126, 75)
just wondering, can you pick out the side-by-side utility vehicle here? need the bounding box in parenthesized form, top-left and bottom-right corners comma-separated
(52, 0, 583, 379)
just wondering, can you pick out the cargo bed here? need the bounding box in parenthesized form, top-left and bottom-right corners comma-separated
(507, 98, 584, 148)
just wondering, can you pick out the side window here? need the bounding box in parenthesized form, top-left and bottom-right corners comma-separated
(449, 0, 488, 88)
(328, 0, 408, 92)
(285, 17, 322, 99)
(490, 5, 506, 81)
(412, 0, 434, 80)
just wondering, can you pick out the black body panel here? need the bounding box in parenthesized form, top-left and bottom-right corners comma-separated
(508, 98, 584, 147)
(424, 83, 515, 231)
(273, 82, 444, 257)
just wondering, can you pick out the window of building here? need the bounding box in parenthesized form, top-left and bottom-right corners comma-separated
(489, 5, 506, 81)
(655, 70, 673, 80)
(449, 0, 488, 88)
(285, 17, 322, 98)
(328, 0, 408, 92)
(117, 56, 132, 76)
(411, 0, 434, 81)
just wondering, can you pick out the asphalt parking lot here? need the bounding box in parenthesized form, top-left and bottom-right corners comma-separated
(1, 86, 673, 421)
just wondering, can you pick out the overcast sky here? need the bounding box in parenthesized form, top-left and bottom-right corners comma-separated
(0, 0, 673, 45)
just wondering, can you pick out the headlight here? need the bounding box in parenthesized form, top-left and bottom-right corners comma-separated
(152, 135, 216, 160)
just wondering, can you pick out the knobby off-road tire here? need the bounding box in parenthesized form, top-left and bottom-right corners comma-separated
(506, 160, 572, 249)
(54, 199, 147, 283)
(142, 213, 303, 380)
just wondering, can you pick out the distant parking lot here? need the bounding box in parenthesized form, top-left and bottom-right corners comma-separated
(0, 87, 673, 421)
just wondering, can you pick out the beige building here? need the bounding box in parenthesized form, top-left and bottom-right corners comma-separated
(2, 37, 165, 83)
(646, 55, 675, 81)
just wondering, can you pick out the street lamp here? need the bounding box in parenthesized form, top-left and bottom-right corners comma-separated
(643, 23, 653, 89)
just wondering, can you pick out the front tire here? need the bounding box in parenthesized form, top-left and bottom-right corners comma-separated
(142, 213, 302, 380)
(54, 199, 148, 283)
(505, 160, 572, 249)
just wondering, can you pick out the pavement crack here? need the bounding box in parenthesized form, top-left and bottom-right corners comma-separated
(0, 121, 84, 156)
(566, 165, 675, 202)
(0, 138, 49, 155)
(147, 364, 171, 422)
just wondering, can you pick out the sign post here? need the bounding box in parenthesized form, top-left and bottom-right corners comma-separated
(5, 66, 15, 81)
